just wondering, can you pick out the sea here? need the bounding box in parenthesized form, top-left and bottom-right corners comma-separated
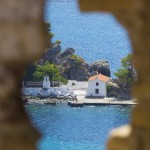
(26, 104, 132, 150)
(26, 1, 133, 150)
(44, 0, 132, 77)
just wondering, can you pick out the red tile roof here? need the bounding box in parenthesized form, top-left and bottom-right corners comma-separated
(88, 74, 110, 82)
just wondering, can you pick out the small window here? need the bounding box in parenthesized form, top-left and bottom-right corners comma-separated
(96, 82, 99, 86)
(95, 89, 99, 94)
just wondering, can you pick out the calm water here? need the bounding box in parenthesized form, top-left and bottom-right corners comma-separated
(26, 104, 132, 150)
(44, 0, 132, 76)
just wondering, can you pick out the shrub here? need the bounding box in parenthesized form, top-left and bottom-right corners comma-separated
(70, 54, 84, 64)
(114, 54, 133, 86)
(33, 61, 68, 84)
(55, 40, 61, 45)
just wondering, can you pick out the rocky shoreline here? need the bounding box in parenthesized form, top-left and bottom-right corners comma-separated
(23, 96, 136, 106)
(24, 97, 68, 105)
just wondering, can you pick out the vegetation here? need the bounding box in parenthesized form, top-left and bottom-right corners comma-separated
(70, 54, 84, 64)
(33, 61, 68, 84)
(107, 84, 112, 91)
(44, 22, 61, 48)
(44, 22, 54, 48)
(24, 22, 67, 84)
(114, 54, 133, 86)
(55, 40, 61, 45)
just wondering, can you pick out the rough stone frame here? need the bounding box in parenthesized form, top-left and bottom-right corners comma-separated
(0, 0, 149, 150)
(0, 0, 45, 149)
(79, 0, 150, 149)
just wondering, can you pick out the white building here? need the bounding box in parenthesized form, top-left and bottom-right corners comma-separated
(22, 76, 51, 96)
(22, 76, 74, 98)
(86, 74, 110, 97)
(43, 75, 50, 89)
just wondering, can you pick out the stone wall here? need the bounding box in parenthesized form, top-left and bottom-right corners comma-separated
(79, 0, 150, 150)
(0, 0, 45, 150)
(0, 0, 149, 150)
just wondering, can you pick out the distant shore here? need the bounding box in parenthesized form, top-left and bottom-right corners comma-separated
(24, 80, 136, 105)
(24, 91, 137, 106)
(24, 97, 70, 105)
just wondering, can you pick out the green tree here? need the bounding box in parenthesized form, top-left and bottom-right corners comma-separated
(114, 54, 133, 85)
(33, 61, 67, 84)
(44, 22, 61, 48)
(121, 54, 132, 70)
(55, 40, 61, 45)
(44, 22, 54, 48)
(24, 22, 63, 82)
(24, 22, 54, 81)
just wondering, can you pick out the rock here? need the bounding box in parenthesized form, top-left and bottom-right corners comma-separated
(117, 89, 132, 100)
(60, 48, 75, 57)
(55, 48, 75, 66)
(90, 71, 98, 76)
(48, 44, 61, 57)
(89, 60, 111, 77)
(38, 46, 75, 65)
(37, 87, 75, 100)
(38, 45, 111, 81)
(38, 44, 61, 65)
(37, 88, 51, 98)
(107, 82, 119, 97)
(61, 55, 90, 81)
(39, 46, 89, 81)
(67, 56, 90, 81)
(107, 81, 132, 100)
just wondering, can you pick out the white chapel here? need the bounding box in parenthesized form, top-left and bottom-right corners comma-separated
(86, 74, 110, 97)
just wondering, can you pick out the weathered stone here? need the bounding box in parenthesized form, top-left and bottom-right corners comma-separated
(38, 46, 74, 65)
(0, 24, 45, 65)
(60, 48, 75, 57)
(0, 0, 45, 149)
(79, 0, 131, 13)
(107, 82, 119, 97)
(38, 44, 61, 65)
(39, 46, 90, 81)
(132, 105, 150, 129)
(67, 56, 90, 81)
(107, 81, 132, 100)
(107, 125, 132, 150)
(89, 60, 111, 77)
(0, 0, 44, 21)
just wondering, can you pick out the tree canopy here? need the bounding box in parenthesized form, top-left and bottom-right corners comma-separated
(44, 22, 54, 48)
(33, 61, 67, 84)
(114, 54, 133, 86)
(23, 22, 65, 84)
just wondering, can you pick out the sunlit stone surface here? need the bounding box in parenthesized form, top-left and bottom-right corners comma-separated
(0, 0, 45, 149)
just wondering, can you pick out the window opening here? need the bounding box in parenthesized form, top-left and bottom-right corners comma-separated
(95, 89, 99, 94)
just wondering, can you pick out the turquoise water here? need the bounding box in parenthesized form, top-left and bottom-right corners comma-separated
(26, 104, 132, 150)
(44, 0, 132, 76)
